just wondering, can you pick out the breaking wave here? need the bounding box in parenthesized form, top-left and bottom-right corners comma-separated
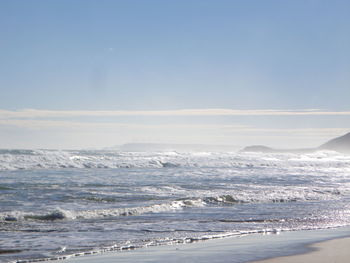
(0, 199, 205, 222)
(1, 187, 342, 223)
(0, 149, 349, 171)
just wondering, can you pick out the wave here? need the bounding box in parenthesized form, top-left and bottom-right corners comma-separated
(1, 187, 341, 223)
(0, 199, 205, 222)
(0, 149, 349, 171)
(203, 187, 342, 205)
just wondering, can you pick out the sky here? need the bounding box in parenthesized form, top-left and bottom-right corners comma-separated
(0, 0, 350, 149)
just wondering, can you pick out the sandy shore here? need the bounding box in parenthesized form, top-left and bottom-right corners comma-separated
(252, 237, 350, 263)
(67, 228, 350, 263)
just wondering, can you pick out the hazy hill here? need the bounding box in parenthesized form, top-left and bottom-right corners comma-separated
(242, 132, 350, 154)
(318, 132, 350, 153)
(108, 143, 240, 152)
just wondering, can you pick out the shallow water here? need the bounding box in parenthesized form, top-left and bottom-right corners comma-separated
(1, 150, 350, 262)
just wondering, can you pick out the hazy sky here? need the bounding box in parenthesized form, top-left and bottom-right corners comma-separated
(1, 0, 350, 149)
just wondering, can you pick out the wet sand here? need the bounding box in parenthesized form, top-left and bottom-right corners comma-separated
(252, 237, 350, 263)
(66, 228, 350, 263)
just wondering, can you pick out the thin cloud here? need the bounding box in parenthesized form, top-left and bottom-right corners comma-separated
(1, 108, 350, 119)
(0, 119, 347, 136)
(0, 119, 248, 130)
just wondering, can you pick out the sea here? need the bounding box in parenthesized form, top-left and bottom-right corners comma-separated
(1, 149, 350, 262)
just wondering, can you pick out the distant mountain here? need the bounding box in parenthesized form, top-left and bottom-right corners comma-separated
(107, 143, 240, 152)
(242, 132, 350, 154)
(319, 132, 350, 153)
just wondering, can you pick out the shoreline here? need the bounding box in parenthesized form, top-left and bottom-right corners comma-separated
(66, 227, 350, 263)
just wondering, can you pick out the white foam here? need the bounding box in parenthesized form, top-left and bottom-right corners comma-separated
(0, 199, 205, 222)
(0, 149, 349, 171)
(1, 185, 342, 223)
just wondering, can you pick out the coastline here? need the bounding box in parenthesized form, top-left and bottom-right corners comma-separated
(66, 227, 350, 263)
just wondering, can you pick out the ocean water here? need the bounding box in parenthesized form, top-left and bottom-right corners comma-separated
(1, 150, 350, 262)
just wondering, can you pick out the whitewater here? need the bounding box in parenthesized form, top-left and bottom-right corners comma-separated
(1, 150, 350, 262)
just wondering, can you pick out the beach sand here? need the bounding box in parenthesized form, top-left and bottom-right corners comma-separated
(66, 227, 350, 263)
(252, 237, 350, 263)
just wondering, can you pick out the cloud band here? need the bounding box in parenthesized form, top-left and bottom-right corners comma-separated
(1, 108, 350, 119)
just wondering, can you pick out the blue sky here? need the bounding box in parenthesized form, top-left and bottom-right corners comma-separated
(0, 0, 350, 149)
